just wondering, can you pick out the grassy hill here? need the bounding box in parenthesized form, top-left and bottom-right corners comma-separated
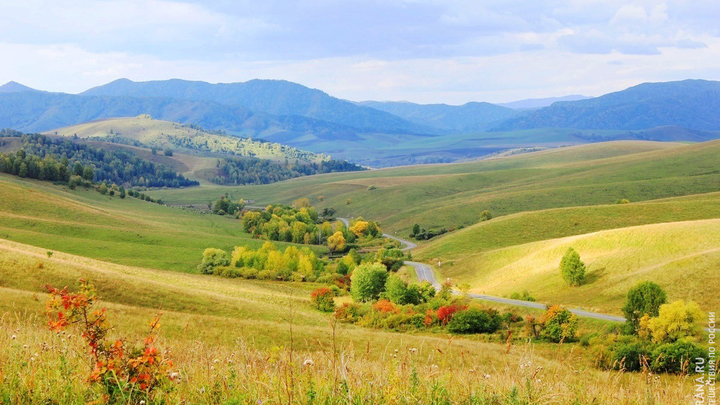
(155, 140, 720, 236)
(428, 218, 720, 315)
(0, 174, 320, 272)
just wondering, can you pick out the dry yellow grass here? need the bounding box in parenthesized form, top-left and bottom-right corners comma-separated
(0, 238, 700, 403)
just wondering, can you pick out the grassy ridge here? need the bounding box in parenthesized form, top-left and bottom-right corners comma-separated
(437, 218, 720, 314)
(0, 174, 320, 272)
(417, 192, 720, 259)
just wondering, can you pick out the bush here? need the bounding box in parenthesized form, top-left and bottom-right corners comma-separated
(650, 339, 706, 374)
(610, 340, 650, 372)
(447, 308, 501, 334)
(436, 304, 465, 325)
(509, 290, 535, 302)
(540, 305, 578, 343)
(197, 248, 231, 274)
(350, 263, 388, 302)
(311, 288, 336, 312)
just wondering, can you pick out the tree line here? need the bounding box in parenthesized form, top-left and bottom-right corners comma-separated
(211, 156, 364, 186)
(0, 133, 198, 188)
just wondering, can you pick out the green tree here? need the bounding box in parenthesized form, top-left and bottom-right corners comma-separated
(98, 182, 108, 195)
(82, 166, 94, 181)
(375, 248, 404, 271)
(350, 263, 388, 302)
(163, 148, 173, 156)
(119, 186, 126, 199)
(411, 224, 421, 237)
(73, 162, 84, 176)
(197, 248, 231, 275)
(540, 305, 578, 343)
(622, 281, 667, 334)
(18, 162, 28, 178)
(384, 275, 409, 304)
(559, 247, 586, 286)
(479, 210, 493, 221)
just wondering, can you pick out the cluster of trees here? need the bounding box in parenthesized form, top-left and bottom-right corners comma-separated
(328, 266, 505, 334)
(409, 224, 449, 241)
(240, 202, 372, 250)
(242, 204, 322, 245)
(212, 196, 246, 216)
(348, 217, 382, 239)
(587, 281, 709, 374)
(210, 156, 364, 186)
(0, 133, 198, 188)
(198, 242, 326, 282)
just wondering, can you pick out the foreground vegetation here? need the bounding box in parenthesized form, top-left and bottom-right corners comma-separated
(0, 239, 703, 404)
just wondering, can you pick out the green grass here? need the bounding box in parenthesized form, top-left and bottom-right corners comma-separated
(437, 218, 720, 315)
(0, 174, 324, 273)
(154, 140, 720, 237)
(417, 191, 720, 259)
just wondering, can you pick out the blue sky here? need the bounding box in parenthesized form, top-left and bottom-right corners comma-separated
(1, 0, 719, 103)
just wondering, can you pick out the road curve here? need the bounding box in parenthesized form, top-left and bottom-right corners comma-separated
(327, 218, 626, 322)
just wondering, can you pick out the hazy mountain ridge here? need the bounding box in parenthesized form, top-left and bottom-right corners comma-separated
(82, 78, 438, 135)
(358, 100, 518, 132)
(493, 80, 720, 131)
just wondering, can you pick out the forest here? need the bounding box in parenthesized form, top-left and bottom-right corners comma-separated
(0, 133, 198, 187)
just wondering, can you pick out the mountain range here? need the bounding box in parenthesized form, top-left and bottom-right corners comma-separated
(1, 78, 720, 166)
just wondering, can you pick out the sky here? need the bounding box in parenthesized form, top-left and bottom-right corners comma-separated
(1, 0, 719, 104)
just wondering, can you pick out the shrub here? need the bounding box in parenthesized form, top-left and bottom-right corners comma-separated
(622, 281, 667, 334)
(311, 288, 336, 312)
(559, 247, 586, 286)
(350, 263, 388, 302)
(44, 280, 174, 402)
(640, 300, 704, 343)
(375, 248, 405, 271)
(334, 302, 366, 323)
(436, 304, 465, 325)
(479, 210, 492, 221)
(610, 340, 650, 372)
(447, 308, 501, 334)
(197, 248, 231, 274)
(509, 290, 535, 302)
(650, 339, 706, 374)
(540, 305, 578, 343)
(327, 231, 347, 253)
(373, 299, 400, 314)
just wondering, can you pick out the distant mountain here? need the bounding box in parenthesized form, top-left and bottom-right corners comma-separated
(82, 78, 437, 135)
(498, 95, 591, 110)
(358, 101, 518, 132)
(0, 81, 38, 93)
(0, 91, 360, 136)
(493, 80, 720, 131)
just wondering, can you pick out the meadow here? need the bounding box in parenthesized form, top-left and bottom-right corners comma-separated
(0, 238, 699, 404)
(0, 174, 320, 273)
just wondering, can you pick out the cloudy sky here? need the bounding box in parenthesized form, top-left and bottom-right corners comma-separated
(1, 0, 719, 104)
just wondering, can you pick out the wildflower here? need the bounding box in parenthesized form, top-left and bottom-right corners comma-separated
(11, 335, 16, 340)
(140, 401, 146, 405)
(213, 359, 220, 363)
(485, 374, 491, 379)
(170, 372, 181, 380)
(408, 348, 418, 354)
(303, 358, 314, 367)
(23, 344, 28, 349)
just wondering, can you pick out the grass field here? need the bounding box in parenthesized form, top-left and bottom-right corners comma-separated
(0, 174, 322, 273)
(154, 140, 720, 237)
(0, 238, 698, 404)
(433, 218, 720, 315)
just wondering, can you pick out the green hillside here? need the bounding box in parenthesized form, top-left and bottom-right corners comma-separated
(155, 140, 720, 236)
(432, 218, 720, 315)
(0, 174, 321, 272)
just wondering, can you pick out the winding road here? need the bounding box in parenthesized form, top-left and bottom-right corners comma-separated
(338, 217, 627, 323)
